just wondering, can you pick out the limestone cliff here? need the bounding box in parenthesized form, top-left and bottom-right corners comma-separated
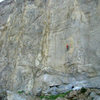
(0, 0, 100, 99)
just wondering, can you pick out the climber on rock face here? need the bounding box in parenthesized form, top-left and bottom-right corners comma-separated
(66, 44, 69, 51)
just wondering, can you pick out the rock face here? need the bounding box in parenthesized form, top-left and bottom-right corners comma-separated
(0, 0, 100, 98)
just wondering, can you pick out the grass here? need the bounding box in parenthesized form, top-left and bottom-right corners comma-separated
(39, 90, 72, 100)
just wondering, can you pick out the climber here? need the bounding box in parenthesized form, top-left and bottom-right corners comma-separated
(66, 44, 69, 51)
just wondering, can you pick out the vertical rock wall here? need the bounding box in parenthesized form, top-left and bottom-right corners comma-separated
(0, 0, 100, 96)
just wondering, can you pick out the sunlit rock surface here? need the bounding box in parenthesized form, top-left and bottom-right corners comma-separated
(0, 0, 100, 99)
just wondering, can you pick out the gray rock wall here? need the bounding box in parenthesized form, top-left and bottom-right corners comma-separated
(0, 0, 100, 96)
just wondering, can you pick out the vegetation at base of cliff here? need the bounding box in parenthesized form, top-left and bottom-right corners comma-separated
(17, 90, 25, 94)
(80, 87, 87, 93)
(39, 90, 72, 100)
